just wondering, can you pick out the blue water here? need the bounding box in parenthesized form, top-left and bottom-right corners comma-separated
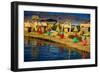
(24, 38, 90, 62)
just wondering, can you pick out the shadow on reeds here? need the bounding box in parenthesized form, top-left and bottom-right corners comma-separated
(68, 35, 82, 42)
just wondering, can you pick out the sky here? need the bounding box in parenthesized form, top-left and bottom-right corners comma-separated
(24, 11, 90, 25)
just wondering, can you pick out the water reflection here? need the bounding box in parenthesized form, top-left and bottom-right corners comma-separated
(24, 37, 90, 62)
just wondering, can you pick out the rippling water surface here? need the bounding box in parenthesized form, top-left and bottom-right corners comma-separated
(24, 37, 90, 62)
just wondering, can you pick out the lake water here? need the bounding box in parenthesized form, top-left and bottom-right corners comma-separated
(24, 37, 90, 62)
